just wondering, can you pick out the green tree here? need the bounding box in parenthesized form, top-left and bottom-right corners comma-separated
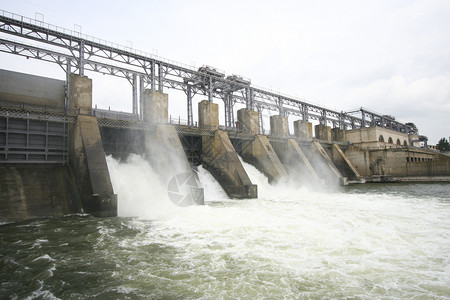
(436, 137, 450, 152)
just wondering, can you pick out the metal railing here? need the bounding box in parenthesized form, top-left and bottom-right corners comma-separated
(0, 9, 196, 72)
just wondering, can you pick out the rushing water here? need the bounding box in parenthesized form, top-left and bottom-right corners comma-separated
(1, 154, 449, 299)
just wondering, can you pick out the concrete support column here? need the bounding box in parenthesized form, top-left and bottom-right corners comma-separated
(331, 128, 346, 142)
(271, 139, 321, 185)
(237, 109, 259, 134)
(315, 124, 332, 142)
(293, 120, 312, 140)
(198, 100, 219, 130)
(331, 144, 361, 181)
(270, 115, 289, 138)
(145, 124, 204, 206)
(69, 74, 92, 115)
(241, 135, 287, 183)
(202, 130, 257, 198)
(142, 90, 168, 124)
(311, 141, 347, 185)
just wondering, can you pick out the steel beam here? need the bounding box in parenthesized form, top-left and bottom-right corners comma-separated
(132, 73, 138, 114)
(0, 11, 418, 134)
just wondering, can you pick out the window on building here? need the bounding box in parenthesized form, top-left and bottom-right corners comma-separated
(403, 140, 408, 146)
(379, 135, 385, 142)
(396, 139, 401, 145)
(388, 137, 393, 144)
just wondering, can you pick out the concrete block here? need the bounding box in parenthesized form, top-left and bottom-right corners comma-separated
(0, 69, 65, 111)
(237, 109, 259, 134)
(198, 100, 219, 129)
(293, 120, 312, 140)
(310, 141, 346, 185)
(315, 124, 331, 142)
(202, 130, 257, 198)
(142, 90, 168, 123)
(270, 115, 289, 138)
(331, 144, 361, 181)
(69, 74, 92, 115)
(331, 128, 346, 142)
(242, 135, 287, 183)
(272, 139, 321, 185)
(145, 124, 204, 206)
(70, 115, 117, 216)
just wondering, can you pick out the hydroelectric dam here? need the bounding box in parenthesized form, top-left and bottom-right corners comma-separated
(1, 10, 449, 222)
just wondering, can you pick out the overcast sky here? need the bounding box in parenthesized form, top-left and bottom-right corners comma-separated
(1, 0, 449, 143)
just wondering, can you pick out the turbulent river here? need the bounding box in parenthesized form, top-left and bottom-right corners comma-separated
(1, 154, 449, 299)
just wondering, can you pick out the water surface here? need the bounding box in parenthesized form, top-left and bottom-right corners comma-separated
(1, 156, 449, 299)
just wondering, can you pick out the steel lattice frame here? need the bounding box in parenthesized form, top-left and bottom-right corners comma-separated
(0, 10, 417, 134)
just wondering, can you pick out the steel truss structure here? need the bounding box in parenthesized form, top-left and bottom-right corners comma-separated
(0, 10, 417, 134)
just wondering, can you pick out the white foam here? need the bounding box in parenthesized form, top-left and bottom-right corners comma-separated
(196, 165, 228, 202)
(32, 254, 55, 262)
(107, 154, 179, 219)
(105, 153, 450, 298)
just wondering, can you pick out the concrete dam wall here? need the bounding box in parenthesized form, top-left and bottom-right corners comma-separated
(0, 164, 81, 223)
(1, 70, 448, 223)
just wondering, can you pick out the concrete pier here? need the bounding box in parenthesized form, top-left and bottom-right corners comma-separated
(146, 124, 204, 206)
(331, 128, 346, 143)
(199, 100, 219, 130)
(237, 109, 287, 183)
(69, 75, 117, 216)
(144, 91, 204, 205)
(307, 141, 347, 185)
(315, 124, 332, 142)
(270, 115, 289, 138)
(199, 103, 257, 198)
(331, 144, 362, 182)
(203, 130, 257, 198)
(69, 74, 92, 115)
(142, 90, 168, 123)
(71, 115, 117, 216)
(237, 108, 259, 134)
(272, 139, 321, 185)
(242, 135, 288, 183)
(293, 120, 313, 140)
